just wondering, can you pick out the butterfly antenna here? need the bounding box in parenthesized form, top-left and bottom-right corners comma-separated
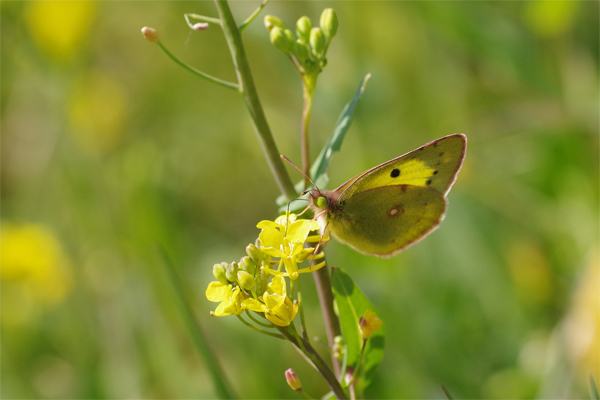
(283, 197, 310, 235)
(280, 155, 320, 192)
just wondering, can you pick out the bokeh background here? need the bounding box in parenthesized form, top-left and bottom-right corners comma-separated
(2, 1, 598, 399)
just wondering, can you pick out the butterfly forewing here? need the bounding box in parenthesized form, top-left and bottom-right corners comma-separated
(328, 185, 446, 257)
(337, 134, 466, 202)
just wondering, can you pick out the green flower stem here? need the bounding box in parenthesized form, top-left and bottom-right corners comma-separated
(296, 277, 309, 340)
(184, 13, 222, 26)
(279, 327, 348, 400)
(344, 339, 366, 388)
(238, 0, 270, 32)
(156, 41, 239, 90)
(245, 310, 273, 329)
(214, 0, 298, 201)
(159, 249, 234, 399)
(301, 83, 315, 189)
(298, 389, 314, 400)
(237, 315, 286, 339)
(312, 261, 341, 378)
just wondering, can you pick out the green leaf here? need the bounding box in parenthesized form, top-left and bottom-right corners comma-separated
(276, 73, 371, 208)
(331, 267, 384, 389)
(310, 73, 371, 187)
(591, 376, 599, 400)
(441, 386, 454, 400)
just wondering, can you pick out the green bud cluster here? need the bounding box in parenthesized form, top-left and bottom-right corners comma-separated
(225, 261, 239, 282)
(237, 270, 255, 291)
(264, 8, 338, 76)
(212, 263, 228, 284)
(211, 241, 270, 299)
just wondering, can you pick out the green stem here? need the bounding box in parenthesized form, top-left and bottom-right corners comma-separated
(185, 13, 222, 26)
(156, 41, 238, 90)
(278, 327, 348, 400)
(238, 0, 270, 32)
(214, 0, 298, 201)
(345, 339, 366, 388)
(298, 389, 314, 400)
(312, 262, 341, 378)
(301, 83, 314, 189)
(296, 277, 309, 340)
(245, 310, 274, 328)
(237, 315, 286, 339)
(159, 249, 234, 399)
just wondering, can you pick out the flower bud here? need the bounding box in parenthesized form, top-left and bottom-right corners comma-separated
(333, 335, 345, 360)
(237, 270, 256, 291)
(309, 27, 325, 58)
(293, 40, 310, 61)
(296, 16, 312, 44)
(141, 27, 159, 43)
(226, 262, 239, 282)
(240, 256, 256, 275)
(285, 369, 302, 391)
(192, 22, 209, 31)
(358, 309, 383, 340)
(270, 27, 295, 53)
(264, 15, 286, 31)
(212, 263, 228, 284)
(320, 8, 338, 40)
(246, 243, 262, 262)
(344, 366, 355, 386)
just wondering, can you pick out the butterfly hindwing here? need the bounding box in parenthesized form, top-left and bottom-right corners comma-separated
(337, 134, 466, 202)
(327, 185, 447, 257)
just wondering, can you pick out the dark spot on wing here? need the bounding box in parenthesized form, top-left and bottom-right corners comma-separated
(433, 170, 438, 175)
(439, 152, 444, 156)
(390, 168, 400, 178)
(426, 179, 432, 185)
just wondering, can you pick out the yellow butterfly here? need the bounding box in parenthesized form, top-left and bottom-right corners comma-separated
(309, 134, 467, 257)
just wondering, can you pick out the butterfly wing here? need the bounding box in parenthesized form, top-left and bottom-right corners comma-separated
(336, 134, 467, 201)
(327, 184, 446, 257)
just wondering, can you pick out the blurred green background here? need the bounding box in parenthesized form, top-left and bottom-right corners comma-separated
(2, 1, 598, 399)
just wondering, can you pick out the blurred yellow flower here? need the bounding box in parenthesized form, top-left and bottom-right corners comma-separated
(25, 1, 96, 62)
(1, 222, 73, 316)
(524, 0, 578, 39)
(68, 70, 128, 155)
(507, 240, 552, 305)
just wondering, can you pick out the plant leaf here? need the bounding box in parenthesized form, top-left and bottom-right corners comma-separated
(276, 73, 371, 208)
(591, 375, 599, 400)
(310, 73, 371, 188)
(331, 267, 384, 389)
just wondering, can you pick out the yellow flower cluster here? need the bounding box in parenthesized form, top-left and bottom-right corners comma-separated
(1, 222, 73, 325)
(205, 213, 326, 326)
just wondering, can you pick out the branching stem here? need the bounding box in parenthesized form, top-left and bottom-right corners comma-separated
(214, 0, 298, 201)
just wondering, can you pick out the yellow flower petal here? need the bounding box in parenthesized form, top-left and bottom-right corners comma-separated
(257, 220, 280, 229)
(206, 281, 231, 303)
(359, 309, 383, 339)
(268, 275, 286, 296)
(242, 298, 266, 312)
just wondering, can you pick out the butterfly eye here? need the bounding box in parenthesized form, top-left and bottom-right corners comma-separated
(316, 196, 328, 209)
